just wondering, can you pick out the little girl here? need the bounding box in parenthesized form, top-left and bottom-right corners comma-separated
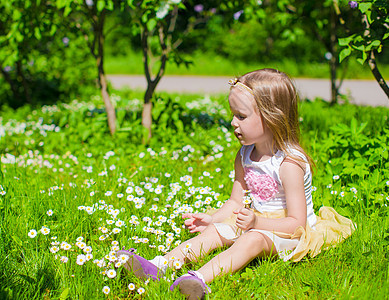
(117, 68, 355, 299)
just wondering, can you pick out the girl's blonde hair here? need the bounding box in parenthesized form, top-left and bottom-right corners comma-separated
(236, 68, 313, 168)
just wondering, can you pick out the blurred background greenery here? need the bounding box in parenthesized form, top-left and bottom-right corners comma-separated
(0, 0, 388, 110)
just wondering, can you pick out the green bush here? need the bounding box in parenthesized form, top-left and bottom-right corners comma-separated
(0, 34, 96, 109)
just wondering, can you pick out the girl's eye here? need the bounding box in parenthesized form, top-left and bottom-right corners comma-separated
(237, 115, 245, 120)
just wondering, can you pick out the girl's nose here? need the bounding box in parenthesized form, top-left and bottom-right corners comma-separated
(231, 116, 238, 128)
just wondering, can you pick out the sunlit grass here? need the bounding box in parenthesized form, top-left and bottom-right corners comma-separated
(0, 93, 388, 299)
(104, 50, 389, 80)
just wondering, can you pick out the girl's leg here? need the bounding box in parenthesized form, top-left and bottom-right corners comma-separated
(197, 231, 276, 282)
(163, 224, 233, 267)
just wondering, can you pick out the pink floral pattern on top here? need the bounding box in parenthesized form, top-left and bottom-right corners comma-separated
(244, 167, 278, 202)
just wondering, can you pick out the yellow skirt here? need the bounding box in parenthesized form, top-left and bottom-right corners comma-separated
(208, 206, 356, 262)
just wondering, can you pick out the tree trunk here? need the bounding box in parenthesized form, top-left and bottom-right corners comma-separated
(140, 10, 175, 143)
(141, 27, 166, 143)
(329, 56, 338, 105)
(329, 6, 339, 105)
(141, 81, 158, 142)
(142, 101, 152, 142)
(368, 50, 389, 100)
(360, 14, 389, 100)
(99, 69, 116, 135)
(96, 11, 116, 135)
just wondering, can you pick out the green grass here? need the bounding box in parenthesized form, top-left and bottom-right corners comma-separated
(0, 93, 388, 299)
(105, 50, 389, 80)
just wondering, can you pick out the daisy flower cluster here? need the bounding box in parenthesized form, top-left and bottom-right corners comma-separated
(50, 236, 94, 265)
(23, 160, 230, 296)
(1, 150, 79, 176)
(74, 172, 223, 252)
(28, 226, 51, 238)
(39, 99, 97, 116)
(2, 95, 239, 297)
(0, 116, 60, 140)
(184, 95, 228, 116)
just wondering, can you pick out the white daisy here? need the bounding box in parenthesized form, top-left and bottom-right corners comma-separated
(76, 254, 86, 265)
(50, 246, 59, 253)
(28, 229, 37, 238)
(102, 286, 110, 295)
(118, 254, 129, 263)
(173, 260, 182, 269)
(106, 269, 116, 279)
(40, 226, 50, 235)
(60, 256, 68, 263)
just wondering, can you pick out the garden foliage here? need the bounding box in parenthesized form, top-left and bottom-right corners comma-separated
(2, 0, 388, 110)
(0, 93, 388, 299)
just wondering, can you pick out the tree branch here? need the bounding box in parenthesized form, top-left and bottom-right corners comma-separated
(368, 50, 389, 99)
(141, 26, 151, 83)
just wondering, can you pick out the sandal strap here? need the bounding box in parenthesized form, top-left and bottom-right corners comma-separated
(170, 271, 211, 293)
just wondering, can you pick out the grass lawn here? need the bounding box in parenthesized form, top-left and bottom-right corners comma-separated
(0, 92, 388, 299)
(105, 50, 389, 80)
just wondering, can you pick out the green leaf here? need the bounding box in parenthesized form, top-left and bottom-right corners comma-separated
(142, 13, 148, 23)
(336, 206, 352, 218)
(365, 9, 372, 23)
(12, 9, 22, 20)
(371, 40, 381, 47)
(338, 36, 354, 46)
(117, 127, 133, 132)
(34, 27, 41, 40)
(116, 109, 126, 126)
(357, 57, 366, 65)
(357, 122, 367, 134)
(14, 31, 24, 42)
(359, 3, 372, 14)
(382, 149, 388, 160)
(50, 24, 57, 36)
(339, 48, 351, 63)
(59, 115, 68, 127)
(81, 130, 91, 141)
(64, 5, 72, 17)
(362, 51, 367, 62)
(97, 0, 105, 12)
(147, 19, 157, 31)
(106, 1, 114, 11)
(350, 120, 357, 135)
(353, 43, 365, 51)
(59, 288, 70, 300)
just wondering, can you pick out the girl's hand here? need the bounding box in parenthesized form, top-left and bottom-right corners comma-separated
(234, 208, 257, 231)
(182, 213, 213, 233)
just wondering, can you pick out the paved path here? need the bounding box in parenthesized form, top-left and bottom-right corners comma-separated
(108, 75, 389, 107)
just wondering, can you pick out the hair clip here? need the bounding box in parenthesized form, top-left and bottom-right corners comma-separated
(228, 78, 254, 95)
(228, 78, 239, 86)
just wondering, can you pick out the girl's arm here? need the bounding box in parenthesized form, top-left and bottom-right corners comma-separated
(236, 158, 307, 234)
(211, 150, 246, 223)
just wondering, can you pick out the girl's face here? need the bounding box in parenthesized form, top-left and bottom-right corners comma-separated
(228, 88, 273, 147)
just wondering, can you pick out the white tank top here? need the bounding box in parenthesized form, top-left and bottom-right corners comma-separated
(240, 145, 317, 228)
